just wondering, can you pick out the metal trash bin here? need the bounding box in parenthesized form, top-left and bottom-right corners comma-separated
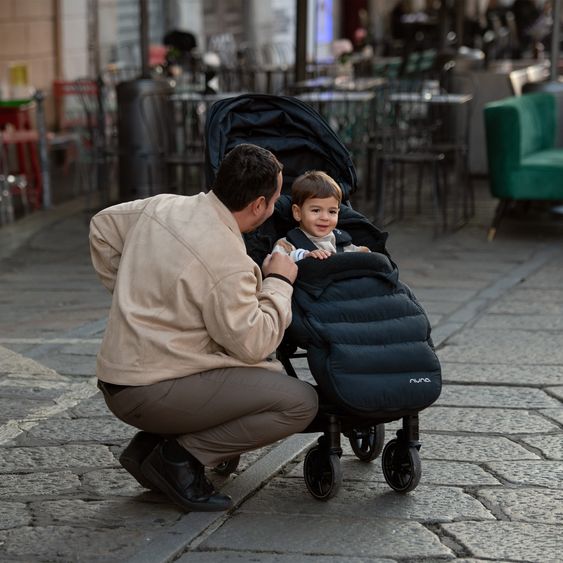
(116, 78, 173, 201)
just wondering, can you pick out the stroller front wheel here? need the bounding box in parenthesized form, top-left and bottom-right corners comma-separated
(349, 424, 385, 462)
(303, 446, 342, 501)
(382, 439, 421, 493)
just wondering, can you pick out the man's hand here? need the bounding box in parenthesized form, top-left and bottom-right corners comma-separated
(262, 252, 298, 284)
(306, 249, 332, 260)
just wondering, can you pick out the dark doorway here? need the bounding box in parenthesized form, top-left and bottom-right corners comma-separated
(341, 0, 368, 43)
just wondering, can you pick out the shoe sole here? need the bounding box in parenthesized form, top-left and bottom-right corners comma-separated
(141, 459, 233, 513)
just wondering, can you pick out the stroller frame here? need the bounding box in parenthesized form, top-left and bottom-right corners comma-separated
(277, 345, 422, 499)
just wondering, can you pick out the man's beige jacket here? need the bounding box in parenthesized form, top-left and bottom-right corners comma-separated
(89, 192, 293, 386)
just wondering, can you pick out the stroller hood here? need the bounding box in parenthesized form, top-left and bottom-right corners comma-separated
(205, 94, 358, 199)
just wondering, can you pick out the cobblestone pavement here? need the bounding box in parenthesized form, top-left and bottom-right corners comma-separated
(0, 188, 562, 562)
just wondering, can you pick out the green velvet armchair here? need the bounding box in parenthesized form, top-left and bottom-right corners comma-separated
(484, 92, 563, 240)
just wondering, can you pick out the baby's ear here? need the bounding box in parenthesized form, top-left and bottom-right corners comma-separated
(291, 204, 301, 222)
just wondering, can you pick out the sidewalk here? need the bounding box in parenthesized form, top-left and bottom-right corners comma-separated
(1, 188, 562, 562)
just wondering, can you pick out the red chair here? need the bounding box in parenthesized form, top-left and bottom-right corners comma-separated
(0, 100, 43, 209)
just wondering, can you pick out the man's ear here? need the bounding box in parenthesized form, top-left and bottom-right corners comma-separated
(291, 203, 301, 222)
(250, 196, 267, 215)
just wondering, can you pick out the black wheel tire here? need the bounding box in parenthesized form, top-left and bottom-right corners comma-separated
(212, 455, 240, 476)
(382, 439, 421, 493)
(303, 446, 342, 501)
(349, 424, 385, 462)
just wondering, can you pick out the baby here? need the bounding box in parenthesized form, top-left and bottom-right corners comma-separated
(273, 170, 370, 261)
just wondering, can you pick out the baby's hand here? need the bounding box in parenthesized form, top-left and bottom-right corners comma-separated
(307, 249, 333, 260)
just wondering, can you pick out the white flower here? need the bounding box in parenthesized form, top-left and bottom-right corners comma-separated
(332, 38, 353, 60)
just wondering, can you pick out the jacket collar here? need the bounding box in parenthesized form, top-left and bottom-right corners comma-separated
(207, 191, 244, 245)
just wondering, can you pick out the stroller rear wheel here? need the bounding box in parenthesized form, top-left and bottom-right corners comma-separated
(212, 455, 240, 476)
(382, 439, 421, 493)
(303, 446, 342, 501)
(349, 424, 385, 462)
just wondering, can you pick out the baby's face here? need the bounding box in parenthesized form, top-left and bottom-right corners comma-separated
(292, 196, 340, 238)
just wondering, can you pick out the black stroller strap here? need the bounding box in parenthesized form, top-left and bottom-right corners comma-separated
(286, 228, 317, 252)
(286, 227, 352, 253)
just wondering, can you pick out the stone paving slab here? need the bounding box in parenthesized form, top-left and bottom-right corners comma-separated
(519, 435, 563, 460)
(0, 502, 30, 530)
(476, 487, 563, 524)
(547, 385, 563, 401)
(0, 444, 116, 473)
(474, 313, 563, 330)
(435, 385, 559, 408)
(487, 300, 563, 315)
(0, 471, 81, 499)
(496, 287, 563, 303)
(540, 408, 563, 425)
(438, 328, 563, 364)
(70, 393, 115, 417)
(177, 552, 397, 563)
(419, 435, 540, 462)
(240, 478, 494, 523)
(0, 397, 60, 423)
(441, 521, 561, 563)
(440, 362, 563, 386)
(0, 525, 157, 562)
(32, 498, 181, 528)
(27, 351, 97, 377)
(485, 461, 563, 488)
(419, 406, 559, 434)
(519, 265, 563, 288)
(409, 287, 479, 302)
(0, 377, 73, 399)
(200, 513, 453, 559)
(13, 415, 133, 446)
(0, 345, 59, 376)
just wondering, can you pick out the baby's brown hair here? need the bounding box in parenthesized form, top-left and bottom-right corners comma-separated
(291, 171, 342, 208)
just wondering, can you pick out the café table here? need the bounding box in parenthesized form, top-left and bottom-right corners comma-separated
(297, 90, 375, 193)
(376, 90, 474, 230)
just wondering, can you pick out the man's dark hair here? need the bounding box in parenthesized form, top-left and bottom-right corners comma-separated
(213, 144, 283, 211)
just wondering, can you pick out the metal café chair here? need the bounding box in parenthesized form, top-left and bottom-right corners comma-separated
(367, 78, 447, 232)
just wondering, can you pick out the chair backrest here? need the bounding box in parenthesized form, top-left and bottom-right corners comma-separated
(484, 92, 556, 197)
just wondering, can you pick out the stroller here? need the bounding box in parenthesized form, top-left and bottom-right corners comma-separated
(205, 94, 442, 499)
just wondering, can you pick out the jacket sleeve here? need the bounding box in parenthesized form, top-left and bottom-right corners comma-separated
(89, 200, 147, 293)
(201, 269, 293, 364)
(272, 237, 308, 262)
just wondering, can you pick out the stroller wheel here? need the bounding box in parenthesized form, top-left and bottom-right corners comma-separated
(349, 424, 385, 462)
(382, 439, 421, 493)
(212, 455, 240, 476)
(303, 446, 342, 501)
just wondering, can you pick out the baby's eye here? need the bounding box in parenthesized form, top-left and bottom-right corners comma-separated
(329, 210, 338, 215)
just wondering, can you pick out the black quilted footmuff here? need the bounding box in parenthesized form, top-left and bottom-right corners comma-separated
(287, 252, 441, 416)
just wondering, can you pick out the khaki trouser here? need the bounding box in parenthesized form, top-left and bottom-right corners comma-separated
(98, 367, 318, 467)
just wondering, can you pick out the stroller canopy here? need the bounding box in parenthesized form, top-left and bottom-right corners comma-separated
(205, 94, 358, 200)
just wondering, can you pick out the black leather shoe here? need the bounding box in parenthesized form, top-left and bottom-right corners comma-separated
(141, 441, 233, 512)
(119, 431, 162, 490)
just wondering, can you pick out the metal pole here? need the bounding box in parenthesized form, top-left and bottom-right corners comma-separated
(140, 0, 150, 78)
(33, 90, 51, 208)
(295, 0, 308, 83)
(551, 0, 561, 81)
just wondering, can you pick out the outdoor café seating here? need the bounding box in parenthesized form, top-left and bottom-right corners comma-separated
(484, 91, 563, 240)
